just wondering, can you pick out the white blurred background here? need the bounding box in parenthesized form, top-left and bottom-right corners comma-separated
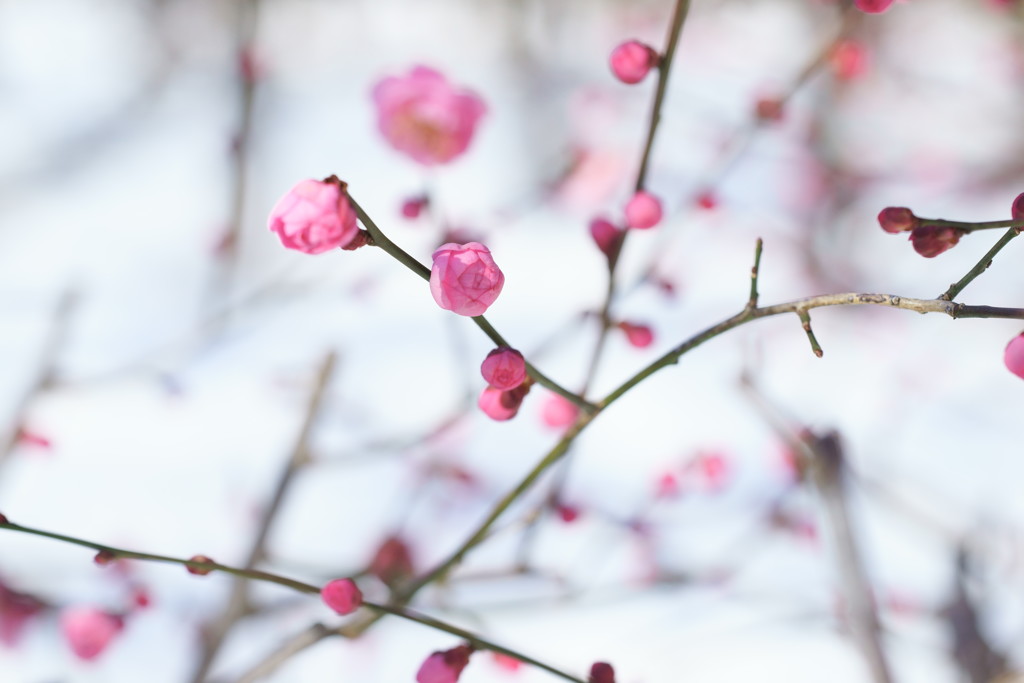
(2, 0, 1024, 681)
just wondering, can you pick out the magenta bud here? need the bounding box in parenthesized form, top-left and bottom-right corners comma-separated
(1005, 333, 1024, 380)
(624, 190, 663, 230)
(589, 662, 617, 683)
(877, 207, 918, 233)
(909, 225, 961, 258)
(321, 578, 363, 615)
(186, 555, 215, 576)
(609, 40, 660, 85)
(1012, 192, 1024, 222)
(480, 347, 527, 390)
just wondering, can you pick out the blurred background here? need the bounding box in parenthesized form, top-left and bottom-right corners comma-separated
(2, 0, 1024, 681)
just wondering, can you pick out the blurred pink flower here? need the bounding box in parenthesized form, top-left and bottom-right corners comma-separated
(373, 66, 486, 166)
(430, 242, 504, 316)
(1005, 334, 1024, 379)
(0, 581, 45, 647)
(618, 321, 654, 348)
(321, 578, 363, 615)
(480, 348, 527, 390)
(416, 644, 474, 683)
(624, 190, 663, 229)
(589, 217, 623, 258)
(60, 607, 123, 661)
(541, 393, 579, 429)
(478, 385, 528, 421)
(609, 40, 659, 84)
(830, 40, 868, 80)
(268, 177, 359, 254)
(370, 536, 415, 587)
(854, 0, 894, 13)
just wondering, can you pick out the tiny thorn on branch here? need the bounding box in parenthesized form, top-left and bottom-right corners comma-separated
(798, 310, 823, 358)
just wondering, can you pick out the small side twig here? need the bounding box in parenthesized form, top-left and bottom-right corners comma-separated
(939, 227, 1021, 302)
(797, 310, 824, 358)
(747, 238, 764, 310)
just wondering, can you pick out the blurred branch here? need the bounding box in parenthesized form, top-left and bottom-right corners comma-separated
(944, 548, 1011, 683)
(191, 351, 337, 683)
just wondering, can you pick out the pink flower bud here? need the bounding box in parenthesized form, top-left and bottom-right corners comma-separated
(1012, 192, 1024, 221)
(618, 321, 654, 348)
(695, 190, 718, 210)
(93, 550, 117, 566)
(372, 66, 486, 166)
(556, 503, 581, 523)
(430, 242, 505, 316)
(624, 190, 663, 229)
(416, 644, 475, 683)
(589, 217, 624, 258)
(541, 393, 580, 429)
(402, 195, 430, 219)
(609, 40, 659, 84)
(877, 207, 918, 233)
(321, 578, 363, 615)
(1005, 334, 1024, 379)
(854, 0, 895, 13)
(480, 348, 527, 390)
(655, 471, 681, 499)
(478, 384, 529, 421)
(492, 652, 521, 671)
(909, 225, 962, 257)
(60, 607, 123, 661)
(370, 535, 415, 587)
(589, 662, 617, 683)
(268, 176, 360, 254)
(755, 97, 784, 122)
(186, 555, 215, 576)
(131, 587, 151, 609)
(830, 40, 868, 81)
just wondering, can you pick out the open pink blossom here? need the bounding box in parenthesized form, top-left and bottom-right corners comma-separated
(624, 190, 663, 229)
(268, 177, 359, 254)
(60, 607, 123, 661)
(430, 242, 504, 316)
(373, 66, 486, 166)
(609, 40, 659, 84)
(416, 644, 474, 683)
(481, 348, 526, 390)
(1005, 334, 1024, 379)
(854, 0, 894, 13)
(541, 393, 579, 429)
(321, 578, 363, 615)
(619, 321, 654, 348)
(478, 385, 529, 421)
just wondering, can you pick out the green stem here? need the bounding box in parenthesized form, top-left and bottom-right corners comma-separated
(350, 196, 596, 414)
(939, 227, 1021, 301)
(919, 218, 1024, 233)
(0, 520, 320, 594)
(747, 238, 763, 310)
(364, 602, 587, 683)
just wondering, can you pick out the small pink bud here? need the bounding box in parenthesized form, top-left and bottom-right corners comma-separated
(540, 393, 580, 429)
(624, 190, 663, 229)
(131, 587, 151, 609)
(830, 40, 868, 81)
(402, 195, 430, 219)
(268, 176, 360, 254)
(1005, 334, 1024, 379)
(589, 217, 624, 258)
(695, 190, 718, 210)
(1012, 192, 1024, 221)
(186, 555, 215, 576)
(909, 225, 962, 257)
(93, 550, 117, 566)
(618, 321, 654, 348)
(373, 66, 486, 166)
(478, 384, 529, 421)
(481, 348, 527, 390)
(321, 578, 363, 615)
(60, 607, 123, 661)
(555, 503, 580, 523)
(589, 662, 617, 683)
(755, 97, 784, 122)
(416, 644, 475, 683)
(492, 652, 522, 671)
(877, 207, 918, 233)
(694, 451, 731, 491)
(430, 242, 505, 316)
(609, 40, 659, 84)
(854, 0, 895, 13)
(370, 536, 415, 587)
(655, 471, 681, 499)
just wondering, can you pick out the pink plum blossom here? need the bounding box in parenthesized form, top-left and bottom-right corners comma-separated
(430, 242, 505, 316)
(373, 66, 486, 166)
(416, 644, 474, 683)
(321, 578, 363, 615)
(60, 607, 123, 661)
(268, 177, 360, 254)
(609, 40, 659, 84)
(481, 348, 526, 390)
(1005, 334, 1024, 379)
(624, 190, 663, 229)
